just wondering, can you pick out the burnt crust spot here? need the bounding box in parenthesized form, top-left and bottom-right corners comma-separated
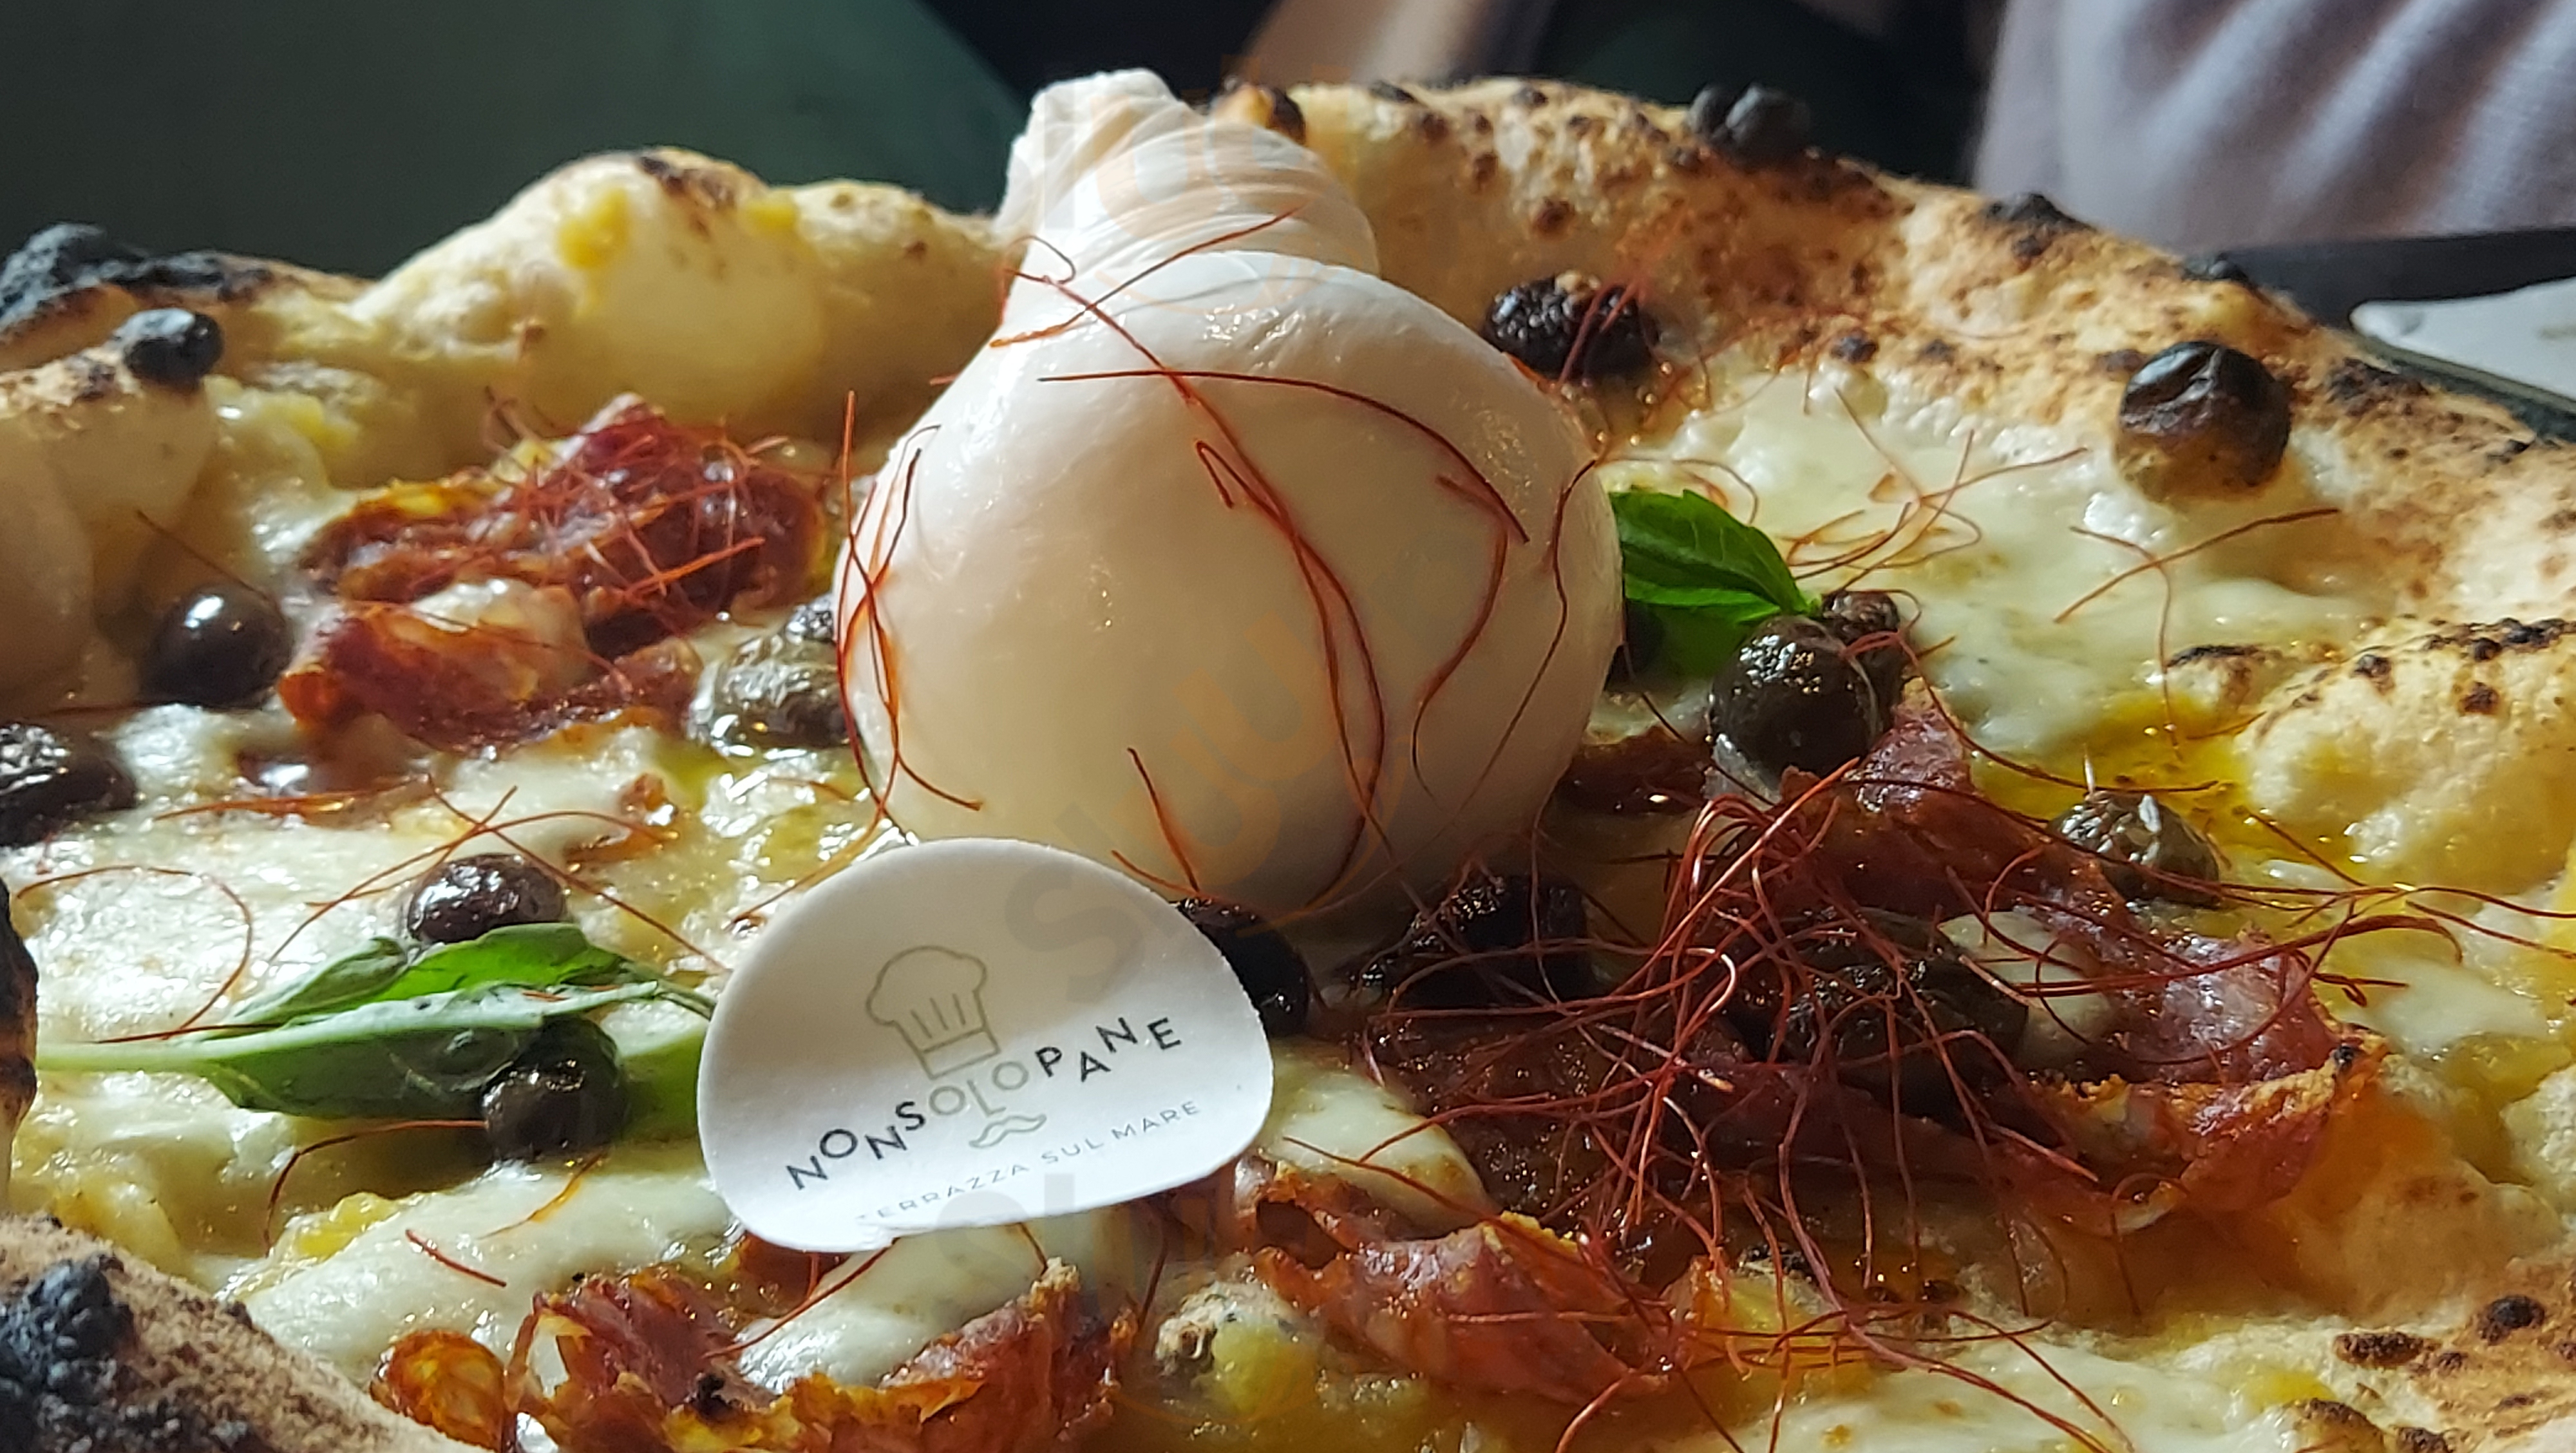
(2476, 1293, 2548, 1340)
(1532, 198, 1575, 236)
(2461, 682, 2501, 714)
(0, 223, 272, 341)
(1512, 83, 1549, 107)
(1985, 192, 2088, 230)
(2394, 1430, 2452, 1453)
(2352, 652, 2392, 687)
(2427, 1349, 2470, 1374)
(1830, 331, 1877, 363)
(633, 152, 742, 216)
(2292, 1399, 2378, 1433)
(1369, 80, 1419, 104)
(0, 1252, 258, 1451)
(1917, 338, 1957, 364)
(2428, 618, 2571, 654)
(2168, 643, 2261, 667)
(2334, 1329, 2434, 1367)
(1470, 153, 1499, 187)
(2324, 357, 2430, 407)
(1983, 193, 2090, 262)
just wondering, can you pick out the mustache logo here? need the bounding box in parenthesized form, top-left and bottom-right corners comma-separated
(969, 1114, 1051, 1149)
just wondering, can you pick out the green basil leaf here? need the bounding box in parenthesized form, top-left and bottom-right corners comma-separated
(228, 923, 648, 1029)
(1622, 580, 1796, 614)
(41, 983, 665, 1119)
(1609, 489, 1809, 611)
(228, 937, 412, 1025)
(1645, 605, 1761, 676)
(1609, 489, 1814, 674)
(376, 923, 649, 1002)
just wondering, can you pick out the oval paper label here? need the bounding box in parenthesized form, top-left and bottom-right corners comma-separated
(698, 838, 1273, 1251)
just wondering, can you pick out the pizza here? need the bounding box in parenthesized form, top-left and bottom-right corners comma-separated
(5, 66, 2576, 1453)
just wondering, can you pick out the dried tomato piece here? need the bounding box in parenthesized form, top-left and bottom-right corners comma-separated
(305, 395, 824, 656)
(374, 1329, 511, 1450)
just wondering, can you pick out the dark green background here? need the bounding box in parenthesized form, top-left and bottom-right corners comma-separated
(0, 1, 1979, 278)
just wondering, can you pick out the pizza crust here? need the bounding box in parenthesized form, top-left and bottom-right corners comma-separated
(1282, 79, 2575, 628)
(0, 1213, 468, 1450)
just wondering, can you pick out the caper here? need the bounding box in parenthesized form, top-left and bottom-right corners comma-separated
(1359, 871, 1592, 1007)
(404, 853, 569, 945)
(482, 1017, 628, 1161)
(111, 307, 223, 389)
(1177, 898, 1311, 1036)
(2115, 341, 2291, 497)
(138, 581, 291, 707)
(1710, 616, 1888, 783)
(2051, 790, 2224, 904)
(696, 629, 846, 752)
(0, 723, 135, 848)
(1481, 274, 1658, 381)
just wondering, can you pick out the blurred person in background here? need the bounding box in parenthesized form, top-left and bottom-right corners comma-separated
(1978, 0, 2576, 252)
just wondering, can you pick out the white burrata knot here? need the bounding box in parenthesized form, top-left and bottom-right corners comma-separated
(840, 71, 1620, 915)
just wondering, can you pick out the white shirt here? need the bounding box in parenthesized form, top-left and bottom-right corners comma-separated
(1978, 0, 2576, 251)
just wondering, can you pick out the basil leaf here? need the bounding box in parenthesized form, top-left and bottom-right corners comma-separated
(1609, 489, 1814, 674)
(228, 937, 411, 1025)
(377, 923, 649, 1002)
(42, 983, 665, 1119)
(230, 923, 649, 1028)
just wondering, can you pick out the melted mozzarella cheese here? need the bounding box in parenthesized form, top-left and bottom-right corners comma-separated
(1612, 363, 2385, 758)
(242, 1145, 730, 1376)
(1259, 1040, 1491, 1231)
(1736, 1338, 2307, 1453)
(6, 704, 882, 1276)
(734, 1210, 1149, 1389)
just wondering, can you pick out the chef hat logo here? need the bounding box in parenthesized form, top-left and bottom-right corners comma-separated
(867, 945, 1001, 1078)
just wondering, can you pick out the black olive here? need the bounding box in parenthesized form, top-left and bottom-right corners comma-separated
(1683, 82, 1747, 142)
(1481, 274, 1658, 381)
(1726, 912, 2026, 1112)
(783, 594, 838, 645)
(696, 629, 846, 752)
(2180, 253, 2251, 286)
(138, 582, 290, 707)
(404, 853, 569, 945)
(2114, 341, 2291, 497)
(1718, 85, 1812, 166)
(1818, 589, 1909, 708)
(111, 308, 223, 389)
(1359, 871, 1591, 1008)
(482, 1017, 629, 1161)
(1178, 898, 1311, 1036)
(0, 723, 135, 848)
(2051, 790, 2224, 904)
(1710, 616, 1888, 782)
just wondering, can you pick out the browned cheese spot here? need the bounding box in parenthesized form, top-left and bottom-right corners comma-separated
(2334, 1329, 2434, 1367)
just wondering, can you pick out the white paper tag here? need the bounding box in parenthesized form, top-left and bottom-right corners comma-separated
(698, 838, 1273, 1251)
